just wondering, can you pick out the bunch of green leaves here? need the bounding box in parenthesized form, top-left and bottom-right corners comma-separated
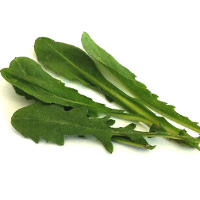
(1, 32, 200, 152)
(33, 34, 200, 150)
(1, 57, 156, 152)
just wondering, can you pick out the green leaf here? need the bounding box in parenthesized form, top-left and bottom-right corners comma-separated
(34, 36, 200, 149)
(34, 37, 168, 130)
(81, 32, 200, 133)
(11, 102, 154, 152)
(1, 57, 120, 115)
(34, 37, 104, 88)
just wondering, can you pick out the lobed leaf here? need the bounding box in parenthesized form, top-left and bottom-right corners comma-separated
(81, 32, 200, 133)
(11, 103, 154, 152)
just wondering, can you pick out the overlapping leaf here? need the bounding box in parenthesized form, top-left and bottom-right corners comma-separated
(35, 36, 200, 149)
(34, 37, 171, 130)
(34, 36, 196, 138)
(81, 32, 200, 133)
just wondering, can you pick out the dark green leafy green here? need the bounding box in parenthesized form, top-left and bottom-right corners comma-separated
(34, 37, 158, 120)
(1, 34, 200, 152)
(34, 37, 185, 137)
(81, 32, 200, 133)
(1, 57, 120, 115)
(1, 57, 154, 125)
(11, 102, 154, 152)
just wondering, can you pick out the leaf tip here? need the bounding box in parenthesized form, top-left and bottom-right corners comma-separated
(147, 145, 156, 150)
(81, 32, 91, 42)
(82, 31, 89, 37)
(105, 142, 114, 153)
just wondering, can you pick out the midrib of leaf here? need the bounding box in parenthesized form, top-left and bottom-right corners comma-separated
(13, 117, 107, 133)
(13, 116, 128, 138)
(47, 44, 161, 125)
(112, 112, 153, 126)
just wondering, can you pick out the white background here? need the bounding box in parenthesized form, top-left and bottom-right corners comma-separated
(0, 0, 200, 199)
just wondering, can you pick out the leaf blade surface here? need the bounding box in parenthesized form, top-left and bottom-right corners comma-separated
(11, 103, 154, 152)
(1, 57, 118, 115)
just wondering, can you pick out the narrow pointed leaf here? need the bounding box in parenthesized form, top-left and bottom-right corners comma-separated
(81, 32, 200, 133)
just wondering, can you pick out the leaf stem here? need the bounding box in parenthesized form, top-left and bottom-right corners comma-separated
(114, 130, 200, 150)
(112, 136, 155, 150)
(111, 112, 153, 126)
